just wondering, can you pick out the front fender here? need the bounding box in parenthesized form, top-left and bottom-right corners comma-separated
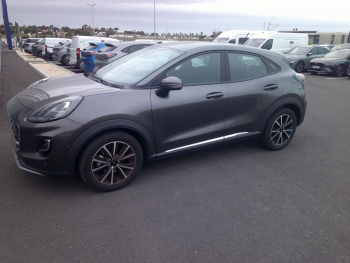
(65, 119, 156, 174)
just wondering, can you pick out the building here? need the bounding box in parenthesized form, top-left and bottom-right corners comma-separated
(308, 33, 350, 45)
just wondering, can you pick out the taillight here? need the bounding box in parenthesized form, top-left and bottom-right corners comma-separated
(103, 53, 117, 59)
(45, 45, 47, 51)
(76, 48, 80, 56)
(26, 44, 29, 47)
(293, 73, 305, 85)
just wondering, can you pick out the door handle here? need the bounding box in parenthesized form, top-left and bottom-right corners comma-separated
(263, 84, 279, 91)
(206, 92, 224, 99)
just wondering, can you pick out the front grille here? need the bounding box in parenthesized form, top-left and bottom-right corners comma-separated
(11, 120, 20, 145)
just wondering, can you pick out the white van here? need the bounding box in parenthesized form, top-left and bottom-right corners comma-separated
(69, 36, 120, 67)
(42, 38, 70, 59)
(213, 30, 266, 44)
(245, 32, 308, 53)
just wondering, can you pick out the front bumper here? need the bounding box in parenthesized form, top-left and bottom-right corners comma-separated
(308, 65, 335, 74)
(7, 96, 83, 176)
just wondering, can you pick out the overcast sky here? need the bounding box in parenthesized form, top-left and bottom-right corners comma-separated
(6, 0, 350, 34)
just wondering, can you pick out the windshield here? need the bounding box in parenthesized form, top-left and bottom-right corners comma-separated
(324, 51, 350, 58)
(85, 44, 97, 51)
(285, 46, 310, 55)
(245, 38, 265, 48)
(213, 38, 229, 43)
(95, 47, 184, 85)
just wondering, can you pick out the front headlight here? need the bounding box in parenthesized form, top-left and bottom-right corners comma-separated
(26, 78, 49, 90)
(287, 57, 296, 61)
(27, 96, 83, 123)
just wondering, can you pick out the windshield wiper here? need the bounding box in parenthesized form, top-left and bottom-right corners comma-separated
(90, 75, 123, 89)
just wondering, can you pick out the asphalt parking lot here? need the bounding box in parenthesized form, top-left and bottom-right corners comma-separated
(1, 50, 350, 262)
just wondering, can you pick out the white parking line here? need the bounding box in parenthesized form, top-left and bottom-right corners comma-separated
(325, 77, 349, 79)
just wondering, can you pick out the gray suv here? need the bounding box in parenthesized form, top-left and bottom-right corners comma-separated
(284, 45, 329, 73)
(7, 42, 307, 192)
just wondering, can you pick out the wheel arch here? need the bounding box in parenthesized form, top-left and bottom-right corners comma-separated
(259, 97, 305, 133)
(66, 119, 156, 175)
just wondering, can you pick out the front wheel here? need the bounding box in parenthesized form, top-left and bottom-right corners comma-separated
(258, 108, 297, 151)
(334, 65, 345, 77)
(294, 61, 304, 73)
(79, 132, 143, 192)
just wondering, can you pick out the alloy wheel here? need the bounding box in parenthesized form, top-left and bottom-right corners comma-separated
(91, 141, 136, 185)
(337, 65, 344, 77)
(270, 114, 294, 145)
(295, 61, 304, 73)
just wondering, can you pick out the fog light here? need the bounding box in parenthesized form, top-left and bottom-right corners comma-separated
(38, 139, 51, 152)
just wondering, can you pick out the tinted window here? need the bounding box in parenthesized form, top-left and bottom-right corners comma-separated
(238, 38, 248, 45)
(228, 39, 236, 44)
(129, 45, 151, 53)
(166, 53, 221, 86)
(228, 53, 268, 81)
(317, 47, 325, 54)
(261, 39, 273, 50)
(245, 38, 265, 48)
(309, 48, 317, 55)
(100, 45, 116, 52)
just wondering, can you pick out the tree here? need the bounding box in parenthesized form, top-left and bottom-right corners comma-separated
(262, 17, 279, 31)
(114, 27, 119, 32)
(62, 26, 70, 32)
(101, 27, 106, 31)
(106, 27, 114, 37)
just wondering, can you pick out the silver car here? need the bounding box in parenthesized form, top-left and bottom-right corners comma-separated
(52, 40, 72, 66)
(24, 38, 42, 54)
(284, 45, 330, 73)
(94, 41, 157, 71)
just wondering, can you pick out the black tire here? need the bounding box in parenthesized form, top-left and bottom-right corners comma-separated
(60, 55, 69, 66)
(37, 51, 42, 58)
(334, 64, 345, 77)
(50, 54, 54, 60)
(79, 132, 143, 192)
(294, 61, 304, 73)
(258, 108, 297, 151)
(310, 71, 317, 75)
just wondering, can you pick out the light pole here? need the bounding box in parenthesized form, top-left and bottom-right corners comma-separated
(87, 4, 96, 36)
(154, 0, 156, 41)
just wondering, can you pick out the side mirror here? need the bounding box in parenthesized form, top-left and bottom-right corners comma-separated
(307, 52, 313, 56)
(156, 76, 183, 97)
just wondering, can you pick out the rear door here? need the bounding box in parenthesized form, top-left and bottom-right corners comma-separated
(224, 51, 284, 141)
(151, 51, 228, 155)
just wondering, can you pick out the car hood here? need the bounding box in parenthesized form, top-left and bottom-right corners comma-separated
(17, 74, 120, 110)
(310, 57, 340, 64)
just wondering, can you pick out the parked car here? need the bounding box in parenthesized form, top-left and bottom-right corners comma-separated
(52, 40, 72, 66)
(284, 45, 329, 73)
(7, 42, 307, 192)
(32, 40, 44, 57)
(213, 30, 265, 44)
(245, 32, 308, 53)
(41, 38, 70, 59)
(69, 36, 120, 68)
(331, 43, 350, 51)
(308, 49, 350, 76)
(80, 42, 107, 73)
(94, 41, 157, 71)
(24, 38, 42, 54)
(319, 44, 335, 50)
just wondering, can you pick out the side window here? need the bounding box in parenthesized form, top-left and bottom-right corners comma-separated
(238, 38, 248, 45)
(317, 47, 325, 54)
(323, 48, 330, 54)
(228, 53, 268, 82)
(309, 48, 317, 55)
(121, 47, 130, 53)
(166, 53, 221, 86)
(261, 39, 273, 50)
(128, 45, 150, 53)
(228, 39, 236, 44)
(264, 59, 280, 73)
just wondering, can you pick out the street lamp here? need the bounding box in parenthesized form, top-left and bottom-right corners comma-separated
(87, 4, 96, 36)
(154, 0, 156, 41)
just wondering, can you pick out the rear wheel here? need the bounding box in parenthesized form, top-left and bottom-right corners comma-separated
(61, 55, 69, 66)
(334, 65, 345, 77)
(37, 51, 42, 58)
(258, 108, 297, 151)
(295, 61, 304, 73)
(79, 132, 143, 192)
